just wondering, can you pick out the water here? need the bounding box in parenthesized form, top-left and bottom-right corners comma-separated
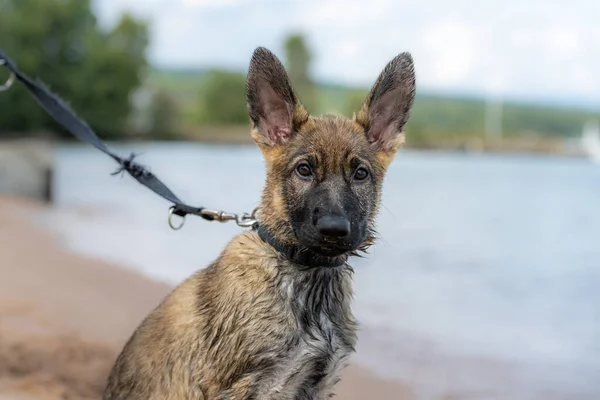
(35, 142, 600, 399)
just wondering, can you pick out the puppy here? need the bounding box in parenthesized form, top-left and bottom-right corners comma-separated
(103, 46, 416, 400)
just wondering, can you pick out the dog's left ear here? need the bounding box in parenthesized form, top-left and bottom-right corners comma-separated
(355, 52, 416, 152)
(246, 47, 308, 147)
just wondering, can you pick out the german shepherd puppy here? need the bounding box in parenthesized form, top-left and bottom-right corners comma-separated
(103, 47, 416, 400)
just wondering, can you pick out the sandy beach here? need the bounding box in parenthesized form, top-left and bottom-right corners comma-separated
(0, 196, 414, 399)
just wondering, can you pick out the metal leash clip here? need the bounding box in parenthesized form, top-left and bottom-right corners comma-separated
(235, 208, 260, 228)
(200, 207, 259, 228)
(0, 59, 15, 92)
(168, 206, 259, 230)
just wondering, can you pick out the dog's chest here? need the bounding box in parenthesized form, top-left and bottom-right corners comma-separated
(285, 313, 351, 395)
(260, 268, 356, 398)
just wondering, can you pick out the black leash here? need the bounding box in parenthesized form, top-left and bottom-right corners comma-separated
(0, 49, 258, 230)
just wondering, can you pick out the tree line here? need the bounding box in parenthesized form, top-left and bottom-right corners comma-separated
(0, 0, 149, 140)
(1, 0, 597, 147)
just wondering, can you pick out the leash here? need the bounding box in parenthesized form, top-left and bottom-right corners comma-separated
(0, 49, 258, 231)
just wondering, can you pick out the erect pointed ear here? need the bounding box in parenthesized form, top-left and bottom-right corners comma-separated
(246, 47, 309, 147)
(355, 52, 416, 152)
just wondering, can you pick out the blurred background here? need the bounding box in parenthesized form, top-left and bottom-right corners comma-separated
(1, 0, 599, 399)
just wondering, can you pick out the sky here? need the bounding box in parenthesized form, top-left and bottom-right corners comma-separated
(93, 0, 600, 108)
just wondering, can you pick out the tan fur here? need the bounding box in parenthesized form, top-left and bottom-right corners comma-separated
(104, 47, 415, 400)
(104, 229, 355, 399)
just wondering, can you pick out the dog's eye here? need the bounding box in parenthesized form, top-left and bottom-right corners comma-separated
(353, 167, 369, 181)
(296, 163, 313, 178)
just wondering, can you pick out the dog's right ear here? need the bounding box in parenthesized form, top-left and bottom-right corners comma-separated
(246, 47, 308, 147)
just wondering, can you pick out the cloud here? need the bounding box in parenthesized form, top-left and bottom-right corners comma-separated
(419, 17, 479, 88)
(93, 0, 600, 106)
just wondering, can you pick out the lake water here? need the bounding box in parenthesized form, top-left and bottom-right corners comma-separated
(34, 142, 600, 399)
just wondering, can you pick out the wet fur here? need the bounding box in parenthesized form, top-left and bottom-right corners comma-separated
(103, 47, 415, 399)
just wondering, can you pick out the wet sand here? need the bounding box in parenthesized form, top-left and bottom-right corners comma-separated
(0, 196, 413, 399)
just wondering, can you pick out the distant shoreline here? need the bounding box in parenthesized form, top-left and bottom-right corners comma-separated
(0, 129, 590, 159)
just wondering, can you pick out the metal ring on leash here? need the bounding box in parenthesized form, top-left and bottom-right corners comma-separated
(168, 206, 186, 230)
(0, 60, 15, 92)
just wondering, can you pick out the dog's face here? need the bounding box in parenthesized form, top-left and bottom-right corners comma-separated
(246, 47, 415, 257)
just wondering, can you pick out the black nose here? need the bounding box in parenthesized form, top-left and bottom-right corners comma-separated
(317, 215, 351, 238)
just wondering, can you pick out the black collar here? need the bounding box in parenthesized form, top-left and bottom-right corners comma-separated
(254, 224, 348, 268)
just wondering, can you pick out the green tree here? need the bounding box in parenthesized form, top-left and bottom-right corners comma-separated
(0, 0, 148, 139)
(197, 70, 248, 125)
(284, 33, 317, 113)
